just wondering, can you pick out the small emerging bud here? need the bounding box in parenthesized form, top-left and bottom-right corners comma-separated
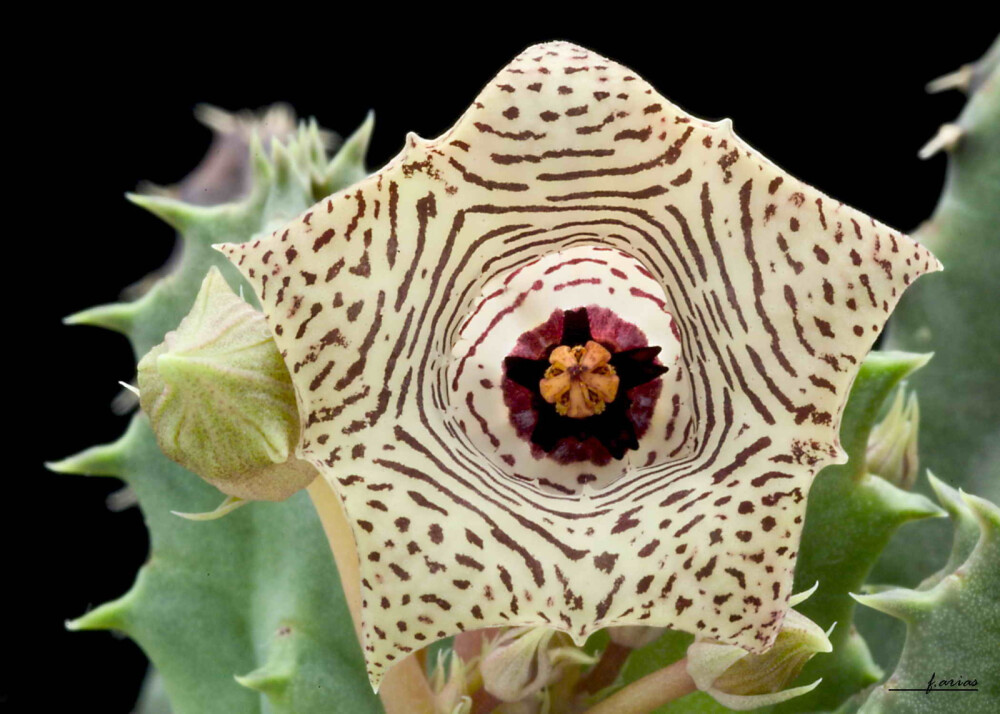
(867, 387, 920, 490)
(685, 585, 832, 710)
(479, 627, 596, 703)
(429, 649, 475, 714)
(137, 267, 315, 501)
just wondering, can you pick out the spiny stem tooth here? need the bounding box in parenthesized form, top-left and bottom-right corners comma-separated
(926, 64, 974, 94)
(111, 385, 140, 416)
(118, 380, 140, 397)
(106, 485, 139, 512)
(918, 123, 964, 160)
(171, 495, 248, 521)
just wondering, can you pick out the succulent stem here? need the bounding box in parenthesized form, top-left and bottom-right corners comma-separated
(582, 658, 696, 714)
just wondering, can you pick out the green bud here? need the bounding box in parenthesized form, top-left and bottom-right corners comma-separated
(137, 267, 315, 501)
(867, 386, 920, 490)
(685, 585, 832, 710)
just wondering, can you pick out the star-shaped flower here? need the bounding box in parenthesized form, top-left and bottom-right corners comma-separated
(219, 41, 939, 688)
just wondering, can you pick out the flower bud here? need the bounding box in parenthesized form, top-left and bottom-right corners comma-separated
(867, 387, 920, 490)
(479, 627, 596, 703)
(685, 585, 832, 710)
(137, 267, 315, 501)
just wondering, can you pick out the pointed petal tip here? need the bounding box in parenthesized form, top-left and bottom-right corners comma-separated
(368, 668, 385, 694)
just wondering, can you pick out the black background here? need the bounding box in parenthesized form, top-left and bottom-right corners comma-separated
(15, 16, 997, 713)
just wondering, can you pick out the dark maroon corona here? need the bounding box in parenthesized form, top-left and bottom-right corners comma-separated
(503, 307, 669, 465)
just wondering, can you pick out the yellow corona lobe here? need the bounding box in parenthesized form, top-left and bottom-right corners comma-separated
(540, 341, 619, 418)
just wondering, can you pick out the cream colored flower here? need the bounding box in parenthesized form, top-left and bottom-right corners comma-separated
(218, 41, 938, 689)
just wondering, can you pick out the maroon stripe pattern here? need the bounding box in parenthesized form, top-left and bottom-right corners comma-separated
(219, 42, 939, 688)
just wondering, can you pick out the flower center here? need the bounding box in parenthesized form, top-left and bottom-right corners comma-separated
(504, 307, 669, 461)
(449, 244, 694, 493)
(540, 341, 620, 418)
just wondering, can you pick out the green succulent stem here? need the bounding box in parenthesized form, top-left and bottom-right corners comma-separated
(862, 34, 1000, 677)
(57, 113, 387, 714)
(772, 353, 944, 713)
(851, 488, 1000, 712)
